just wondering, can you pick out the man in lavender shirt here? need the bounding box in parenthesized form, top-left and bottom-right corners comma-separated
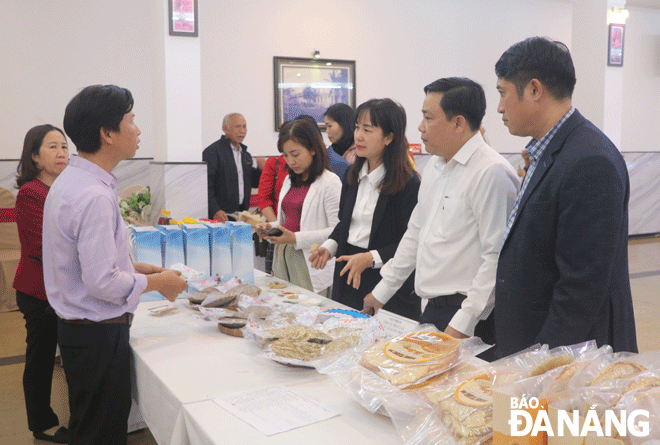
(43, 85, 188, 445)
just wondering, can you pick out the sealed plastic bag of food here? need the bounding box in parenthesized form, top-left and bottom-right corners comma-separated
(242, 302, 387, 367)
(263, 316, 386, 367)
(568, 349, 660, 391)
(610, 386, 660, 445)
(383, 342, 600, 445)
(545, 366, 660, 444)
(360, 330, 466, 388)
(382, 344, 546, 445)
(317, 325, 491, 414)
(242, 304, 321, 345)
(519, 343, 613, 400)
(547, 381, 631, 443)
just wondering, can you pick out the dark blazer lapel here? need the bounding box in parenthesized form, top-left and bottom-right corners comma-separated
(342, 183, 359, 238)
(369, 193, 390, 247)
(240, 148, 252, 206)
(221, 141, 239, 189)
(503, 111, 585, 247)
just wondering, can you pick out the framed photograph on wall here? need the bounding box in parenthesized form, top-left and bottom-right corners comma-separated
(169, 0, 198, 37)
(273, 57, 356, 131)
(607, 23, 624, 67)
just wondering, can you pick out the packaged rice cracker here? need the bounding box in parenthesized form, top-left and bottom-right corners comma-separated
(383, 344, 546, 445)
(317, 325, 490, 414)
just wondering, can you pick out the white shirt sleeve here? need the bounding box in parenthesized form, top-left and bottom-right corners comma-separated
(320, 238, 338, 257)
(370, 250, 383, 268)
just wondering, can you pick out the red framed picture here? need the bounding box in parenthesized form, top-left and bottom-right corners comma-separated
(169, 0, 198, 37)
(607, 23, 624, 67)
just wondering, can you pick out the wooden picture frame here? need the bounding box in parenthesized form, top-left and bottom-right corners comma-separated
(273, 57, 356, 131)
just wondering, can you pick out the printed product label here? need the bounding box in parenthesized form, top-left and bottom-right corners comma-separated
(383, 331, 460, 363)
(455, 374, 492, 407)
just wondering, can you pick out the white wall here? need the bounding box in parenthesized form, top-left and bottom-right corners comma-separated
(200, 0, 572, 157)
(571, 0, 608, 131)
(1, 1, 658, 161)
(0, 1, 158, 160)
(620, 6, 660, 152)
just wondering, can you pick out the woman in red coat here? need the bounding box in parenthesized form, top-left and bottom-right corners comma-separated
(257, 150, 288, 274)
(13, 124, 69, 443)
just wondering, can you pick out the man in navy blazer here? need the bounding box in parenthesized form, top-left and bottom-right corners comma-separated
(494, 37, 637, 357)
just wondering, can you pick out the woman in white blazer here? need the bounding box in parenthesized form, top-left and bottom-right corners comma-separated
(257, 119, 341, 296)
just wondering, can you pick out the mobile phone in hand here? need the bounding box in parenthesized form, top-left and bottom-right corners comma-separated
(266, 227, 283, 237)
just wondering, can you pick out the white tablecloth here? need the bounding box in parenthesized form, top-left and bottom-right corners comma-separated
(130, 271, 403, 445)
(177, 380, 399, 445)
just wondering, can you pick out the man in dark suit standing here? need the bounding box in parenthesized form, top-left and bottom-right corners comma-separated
(494, 37, 637, 357)
(203, 113, 263, 220)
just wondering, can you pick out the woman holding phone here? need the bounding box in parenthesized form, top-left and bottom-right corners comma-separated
(256, 119, 341, 297)
(310, 99, 421, 319)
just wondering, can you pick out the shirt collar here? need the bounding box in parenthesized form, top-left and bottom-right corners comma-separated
(451, 131, 484, 166)
(69, 155, 117, 188)
(526, 107, 576, 162)
(222, 135, 244, 152)
(433, 131, 484, 170)
(358, 161, 385, 184)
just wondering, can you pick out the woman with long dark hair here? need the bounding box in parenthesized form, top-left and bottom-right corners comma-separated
(324, 103, 356, 163)
(13, 124, 69, 443)
(311, 99, 421, 319)
(256, 119, 341, 297)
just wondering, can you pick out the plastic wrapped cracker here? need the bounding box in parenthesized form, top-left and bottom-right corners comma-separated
(317, 325, 491, 414)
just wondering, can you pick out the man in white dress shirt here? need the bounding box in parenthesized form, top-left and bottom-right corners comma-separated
(363, 78, 519, 355)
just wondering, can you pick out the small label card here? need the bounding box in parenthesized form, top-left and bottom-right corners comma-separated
(213, 385, 339, 436)
(374, 309, 419, 337)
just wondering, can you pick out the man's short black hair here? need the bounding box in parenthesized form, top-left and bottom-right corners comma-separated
(495, 36, 576, 100)
(63, 85, 134, 154)
(423, 77, 486, 132)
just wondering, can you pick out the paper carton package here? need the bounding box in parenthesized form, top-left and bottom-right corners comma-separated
(158, 225, 185, 269)
(226, 221, 254, 284)
(130, 226, 162, 267)
(182, 224, 210, 276)
(203, 222, 233, 282)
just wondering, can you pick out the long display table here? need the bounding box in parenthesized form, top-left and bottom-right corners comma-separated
(130, 271, 400, 445)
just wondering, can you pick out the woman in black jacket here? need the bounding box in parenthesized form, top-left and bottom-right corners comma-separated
(311, 98, 421, 320)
